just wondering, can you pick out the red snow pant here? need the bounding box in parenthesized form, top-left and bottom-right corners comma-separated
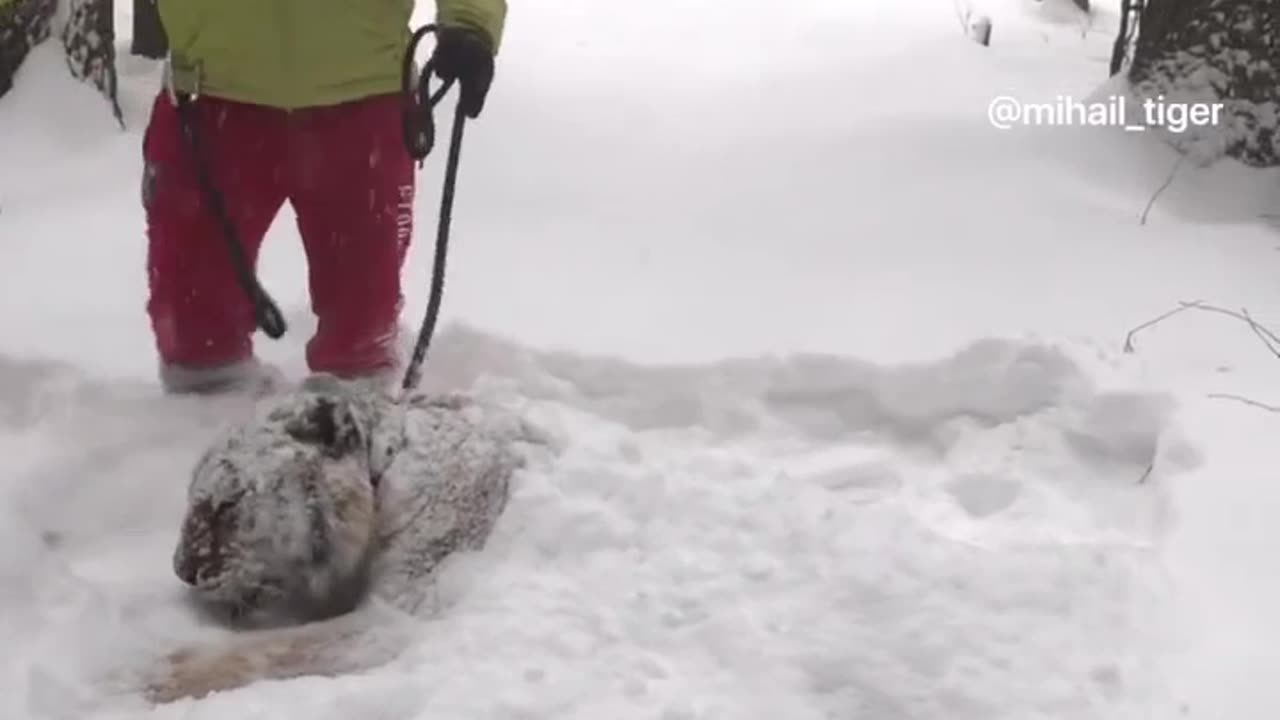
(142, 92, 415, 377)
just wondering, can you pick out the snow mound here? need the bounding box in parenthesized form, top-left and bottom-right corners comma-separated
(0, 325, 1197, 719)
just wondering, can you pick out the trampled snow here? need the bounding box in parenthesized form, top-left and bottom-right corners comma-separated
(2, 0, 1279, 718)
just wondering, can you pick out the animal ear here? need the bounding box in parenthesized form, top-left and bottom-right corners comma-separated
(284, 397, 364, 458)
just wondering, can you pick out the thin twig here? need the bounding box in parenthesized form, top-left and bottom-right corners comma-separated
(1137, 462, 1154, 485)
(1075, 0, 1093, 37)
(1124, 300, 1280, 354)
(1241, 308, 1280, 360)
(1124, 300, 1203, 352)
(1140, 155, 1186, 225)
(1125, 301, 1280, 415)
(1207, 393, 1280, 413)
(1187, 304, 1280, 352)
(953, 0, 971, 32)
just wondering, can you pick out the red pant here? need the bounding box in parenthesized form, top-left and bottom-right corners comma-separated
(142, 92, 415, 376)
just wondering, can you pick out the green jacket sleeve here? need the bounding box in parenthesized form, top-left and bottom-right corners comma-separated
(437, 0, 508, 53)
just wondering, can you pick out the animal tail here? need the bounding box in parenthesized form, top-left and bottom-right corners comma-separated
(143, 603, 417, 704)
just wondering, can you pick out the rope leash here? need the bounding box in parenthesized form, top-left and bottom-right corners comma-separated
(399, 24, 466, 395)
(173, 90, 289, 340)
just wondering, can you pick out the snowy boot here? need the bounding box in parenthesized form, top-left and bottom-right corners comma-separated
(306, 321, 417, 397)
(159, 357, 285, 397)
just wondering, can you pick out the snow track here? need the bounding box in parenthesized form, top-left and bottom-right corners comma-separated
(0, 326, 1193, 719)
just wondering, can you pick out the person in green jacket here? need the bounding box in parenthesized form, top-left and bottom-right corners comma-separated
(143, 0, 507, 395)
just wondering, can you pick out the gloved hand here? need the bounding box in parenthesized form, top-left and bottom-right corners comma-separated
(431, 26, 495, 118)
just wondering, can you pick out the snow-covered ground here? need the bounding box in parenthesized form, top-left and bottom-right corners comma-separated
(2, 0, 1279, 717)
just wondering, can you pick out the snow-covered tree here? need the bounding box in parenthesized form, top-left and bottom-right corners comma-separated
(1127, 0, 1278, 166)
(63, 0, 120, 123)
(0, 0, 57, 99)
(0, 0, 121, 125)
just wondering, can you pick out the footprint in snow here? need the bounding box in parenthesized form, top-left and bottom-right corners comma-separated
(945, 473, 1022, 519)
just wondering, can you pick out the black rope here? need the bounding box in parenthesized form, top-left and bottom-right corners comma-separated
(399, 24, 467, 393)
(174, 96, 288, 339)
(401, 24, 455, 165)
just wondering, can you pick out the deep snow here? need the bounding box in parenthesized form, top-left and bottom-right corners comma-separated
(1, 0, 1279, 718)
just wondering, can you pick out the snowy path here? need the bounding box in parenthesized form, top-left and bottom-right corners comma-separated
(2, 328, 1189, 719)
(2, 0, 1279, 718)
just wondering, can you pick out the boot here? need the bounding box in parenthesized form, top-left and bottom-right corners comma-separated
(159, 357, 285, 397)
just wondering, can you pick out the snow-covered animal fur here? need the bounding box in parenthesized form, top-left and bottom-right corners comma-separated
(145, 374, 544, 703)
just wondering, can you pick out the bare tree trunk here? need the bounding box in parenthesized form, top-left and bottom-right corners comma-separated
(1128, 0, 1279, 166)
(0, 0, 58, 100)
(62, 0, 122, 126)
(130, 0, 166, 59)
(1109, 0, 1140, 76)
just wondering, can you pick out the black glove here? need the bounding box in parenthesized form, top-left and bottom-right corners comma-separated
(431, 26, 495, 119)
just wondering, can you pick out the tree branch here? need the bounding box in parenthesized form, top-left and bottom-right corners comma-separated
(1140, 154, 1185, 225)
(1124, 300, 1280, 354)
(1207, 393, 1280, 413)
(1125, 300, 1280, 415)
(1124, 299, 1201, 352)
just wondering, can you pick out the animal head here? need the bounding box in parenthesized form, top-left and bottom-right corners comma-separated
(172, 374, 403, 623)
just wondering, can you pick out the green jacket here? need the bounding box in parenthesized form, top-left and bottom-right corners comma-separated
(158, 0, 506, 110)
